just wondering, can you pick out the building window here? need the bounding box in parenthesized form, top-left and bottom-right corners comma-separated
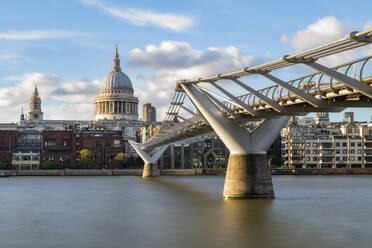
(351, 150, 355, 154)
(336, 149, 340, 154)
(343, 149, 347, 154)
(312, 150, 317, 154)
(343, 157, 347, 161)
(351, 156, 355, 161)
(306, 150, 310, 154)
(357, 142, 362, 147)
(96, 140, 102, 147)
(336, 142, 340, 147)
(306, 157, 310, 161)
(336, 157, 340, 161)
(348, 129, 352, 133)
(351, 142, 355, 146)
(342, 142, 347, 147)
(305, 143, 310, 147)
(358, 157, 362, 161)
(105, 140, 111, 147)
(313, 157, 318, 161)
(357, 150, 362, 154)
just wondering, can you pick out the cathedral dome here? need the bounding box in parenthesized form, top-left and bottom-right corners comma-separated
(100, 45, 134, 94)
(94, 45, 139, 121)
(102, 71, 133, 91)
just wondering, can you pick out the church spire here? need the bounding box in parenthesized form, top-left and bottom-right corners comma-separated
(112, 44, 121, 72)
(27, 83, 43, 123)
(29, 83, 42, 113)
(34, 83, 39, 96)
(20, 107, 24, 121)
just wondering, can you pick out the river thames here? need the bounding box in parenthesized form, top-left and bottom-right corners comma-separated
(1, 175, 371, 248)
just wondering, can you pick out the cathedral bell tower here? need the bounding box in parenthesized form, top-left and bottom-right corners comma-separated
(27, 84, 43, 123)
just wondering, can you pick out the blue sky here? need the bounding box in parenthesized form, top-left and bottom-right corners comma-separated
(0, 0, 371, 122)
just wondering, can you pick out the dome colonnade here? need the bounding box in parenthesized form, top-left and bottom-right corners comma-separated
(94, 46, 139, 121)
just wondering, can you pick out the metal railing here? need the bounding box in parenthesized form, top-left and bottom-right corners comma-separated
(139, 28, 372, 150)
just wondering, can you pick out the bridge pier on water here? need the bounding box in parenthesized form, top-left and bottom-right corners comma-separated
(142, 163, 159, 177)
(128, 28, 372, 199)
(128, 141, 168, 178)
(181, 83, 289, 198)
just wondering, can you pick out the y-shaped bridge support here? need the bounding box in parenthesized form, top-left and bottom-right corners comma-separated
(128, 140, 169, 178)
(181, 83, 289, 199)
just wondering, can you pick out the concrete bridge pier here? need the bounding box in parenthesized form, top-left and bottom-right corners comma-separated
(128, 140, 168, 178)
(223, 153, 273, 198)
(142, 163, 160, 177)
(181, 83, 289, 199)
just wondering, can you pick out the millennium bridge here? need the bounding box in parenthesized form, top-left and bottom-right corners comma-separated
(130, 28, 372, 199)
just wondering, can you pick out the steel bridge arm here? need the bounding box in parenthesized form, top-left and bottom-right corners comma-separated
(208, 81, 257, 116)
(195, 85, 239, 118)
(261, 73, 327, 108)
(179, 105, 197, 116)
(177, 115, 203, 128)
(306, 61, 372, 98)
(229, 78, 285, 112)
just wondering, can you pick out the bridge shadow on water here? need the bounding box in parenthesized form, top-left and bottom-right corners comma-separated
(144, 176, 220, 202)
(141, 176, 301, 248)
(140, 176, 335, 248)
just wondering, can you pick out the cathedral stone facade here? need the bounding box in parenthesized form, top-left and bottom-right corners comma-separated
(94, 46, 139, 121)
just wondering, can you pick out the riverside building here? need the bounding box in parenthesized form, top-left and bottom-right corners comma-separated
(0, 46, 156, 169)
(140, 124, 282, 169)
(281, 113, 372, 168)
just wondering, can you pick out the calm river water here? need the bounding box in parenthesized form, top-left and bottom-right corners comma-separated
(1, 175, 372, 248)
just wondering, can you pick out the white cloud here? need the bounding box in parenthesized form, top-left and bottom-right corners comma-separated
(0, 73, 100, 122)
(129, 41, 261, 120)
(80, 0, 194, 31)
(278, 17, 372, 68)
(129, 41, 228, 69)
(1, 38, 254, 122)
(281, 16, 351, 51)
(0, 30, 84, 40)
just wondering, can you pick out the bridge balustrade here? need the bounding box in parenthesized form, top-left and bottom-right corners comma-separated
(130, 28, 372, 199)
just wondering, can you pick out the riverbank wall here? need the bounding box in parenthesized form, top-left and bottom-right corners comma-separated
(271, 168, 372, 175)
(2, 168, 372, 176)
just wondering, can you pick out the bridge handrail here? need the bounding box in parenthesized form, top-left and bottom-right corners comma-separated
(140, 28, 372, 148)
(223, 55, 372, 110)
(178, 29, 372, 85)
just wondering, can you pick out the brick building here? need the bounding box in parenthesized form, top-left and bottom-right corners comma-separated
(0, 128, 126, 170)
(41, 130, 77, 169)
(78, 131, 124, 168)
(0, 130, 17, 168)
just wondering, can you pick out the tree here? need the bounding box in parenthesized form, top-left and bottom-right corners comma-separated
(79, 149, 93, 168)
(0, 161, 7, 170)
(269, 154, 281, 167)
(114, 152, 127, 168)
(41, 160, 62, 169)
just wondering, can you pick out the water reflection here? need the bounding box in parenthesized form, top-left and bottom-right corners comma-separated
(221, 199, 275, 247)
(1, 176, 372, 248)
